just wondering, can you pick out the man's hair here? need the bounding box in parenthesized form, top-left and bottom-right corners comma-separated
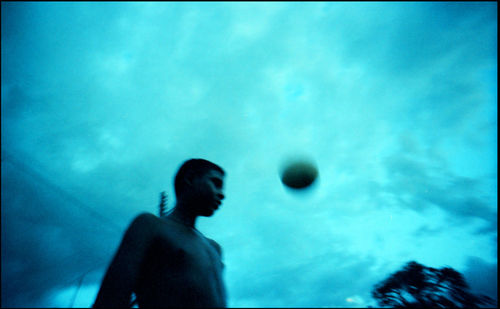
(174, 158, 225, 198)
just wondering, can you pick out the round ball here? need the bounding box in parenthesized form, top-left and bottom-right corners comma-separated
(280, 160, 318, 189)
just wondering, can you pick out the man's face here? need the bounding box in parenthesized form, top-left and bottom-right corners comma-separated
(189, 169, 225, 216)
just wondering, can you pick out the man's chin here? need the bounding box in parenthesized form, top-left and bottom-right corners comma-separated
(200, 208, 216, 217)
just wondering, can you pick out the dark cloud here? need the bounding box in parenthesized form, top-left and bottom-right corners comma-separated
(412, 225, 444, 238)
(462, 256, 498, 301)
(1, 159, 122, 307)
(330, 2, 497, 79)
(381, 136, 497, 233)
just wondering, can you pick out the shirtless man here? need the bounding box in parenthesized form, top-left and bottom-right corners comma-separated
(93, 159, 226, 307)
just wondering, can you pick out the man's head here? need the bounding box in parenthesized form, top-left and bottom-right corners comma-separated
(174, 158, 225, 216)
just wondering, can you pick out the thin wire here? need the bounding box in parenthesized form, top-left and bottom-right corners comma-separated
(2, 152, 119, 287)
(69, 270, 85, 308)
(1, 150, 122, 232)
(6, 261, 108, 307)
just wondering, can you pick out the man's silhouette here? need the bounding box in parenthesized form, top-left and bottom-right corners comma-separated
(93, 159, 226, 308)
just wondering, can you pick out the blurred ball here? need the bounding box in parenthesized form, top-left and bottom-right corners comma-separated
(280, 159, 318, 189)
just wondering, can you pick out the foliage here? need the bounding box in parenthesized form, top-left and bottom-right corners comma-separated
(372, 261, 496, 308)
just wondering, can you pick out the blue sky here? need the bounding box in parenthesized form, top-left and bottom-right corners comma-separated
(1, 2, 497, 308)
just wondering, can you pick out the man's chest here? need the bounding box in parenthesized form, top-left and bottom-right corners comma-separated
(149, 228, 224, 276)
(135, 223, 227, 307)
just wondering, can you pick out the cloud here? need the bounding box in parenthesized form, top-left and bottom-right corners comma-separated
(462, 256, 498, 301)
(226, 250, 381, 307)
(1, 159, 121, 307)
(224, 2, 287, 49)
(412, 225, 444, 238)
(381, 133, 497, 232)
(325, 2, 497, 79)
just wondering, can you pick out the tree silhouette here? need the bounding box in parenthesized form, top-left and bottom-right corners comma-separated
(372, 261, 496, 308)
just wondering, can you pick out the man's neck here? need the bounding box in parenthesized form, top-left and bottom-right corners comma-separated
(167, 202, 197, 229)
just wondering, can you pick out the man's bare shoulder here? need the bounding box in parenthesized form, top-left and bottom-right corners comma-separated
(131, 212, 159, 226)
(204, 237, 223, 256)
(126, 212, 162, 237)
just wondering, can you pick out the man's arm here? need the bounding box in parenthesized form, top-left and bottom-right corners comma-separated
(93, 213, 157, 308)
